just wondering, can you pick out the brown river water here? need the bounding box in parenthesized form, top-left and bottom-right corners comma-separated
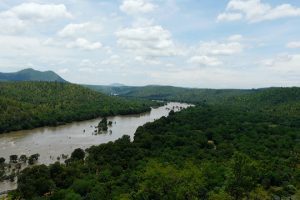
(0, 102, 191, 192)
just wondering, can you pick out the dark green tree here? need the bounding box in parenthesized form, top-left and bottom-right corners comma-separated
(28, 154, 40, 165)
(9, 155, 18, 163)
(71, 148, 85, 161)
(0, 157, 5, 165)
(226, 152, 259, 200)
(17, 165, 55, 198)
(19, 155, 27, 163)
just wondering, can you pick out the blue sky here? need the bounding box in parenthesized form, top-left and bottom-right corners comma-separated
(0, 0, 300, 88)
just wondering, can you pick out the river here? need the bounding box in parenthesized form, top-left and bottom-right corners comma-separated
(0, 102, 191, 193)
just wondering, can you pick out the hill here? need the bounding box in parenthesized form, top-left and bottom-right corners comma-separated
(84, 84, 258, 103)
(109, 83, 126, 87)
(0, 68, 67, 82)
(85, 85, 300, 107)
(0, 82, 161, 133)
(83, 84, 137, 96)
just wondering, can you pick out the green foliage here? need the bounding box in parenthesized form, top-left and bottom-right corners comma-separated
(70, 148, 85, 161)
(208, 190, 233, 200)
(28, 154, 40, 165)
(98, 117, 108, 132)
(19, 155, 27, 163)
(9, 155, 18, 163)
(17, 165, 55, 198)
(87, 85, 300, 116)
(0, 82, 161, 133)
(134, 161, 208, 200)
(225, 152, 259, 199)
(50, 189, 82, 200)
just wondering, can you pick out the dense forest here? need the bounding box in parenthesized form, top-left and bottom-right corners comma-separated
(0, 82, 161, 133)
(7, 87, 300, 199)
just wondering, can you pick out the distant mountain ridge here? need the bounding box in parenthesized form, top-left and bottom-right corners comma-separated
(84, 84, 300, 106)
(83, 84, 254, 102)
(109, 83, 126, 87)
(0, 68, 67, 82)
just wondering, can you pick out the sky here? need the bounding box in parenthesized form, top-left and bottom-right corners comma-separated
(0, 0, 300, 88)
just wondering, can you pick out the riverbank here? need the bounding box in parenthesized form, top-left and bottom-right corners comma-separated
(0, 82, 163, 134)
(0, 102, 192, 193)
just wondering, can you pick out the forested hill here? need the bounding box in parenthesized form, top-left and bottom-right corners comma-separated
(0, 82, 161, 133)
(84, 84, 300, 106)
(83, 85, 255, 102)
(13, 91, 300, 199)
(227, 87, 300, 106)
(0, 68, 66, 82)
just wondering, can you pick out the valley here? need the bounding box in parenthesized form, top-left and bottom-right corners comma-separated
(1, 0, 300, 198)
(0, 78, 299, 199)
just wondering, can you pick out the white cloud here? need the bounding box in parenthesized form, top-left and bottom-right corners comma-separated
(79, 59, 96, 67)
(115, 24, 178, 57)
(77, 59, 100, 73)
(78, 67, 93, 73)
(134, 56, 162, 65)
(187, 39, 244, 68)
(45, 22, 104, 51)
(188, 56, 222, 66)
(286, 41, 300, 49)
(120, 0, 156, 15)
(58, 22, 102, 38)
(66, 38, 102, 50)
(0, 14, 26, 34)
(0, 35, 42, 51)
(101, 55, 124, 66)
(42, 38, 61, 46)
(228, 34, 243, 42)
(57, 68, 69, 74)
(148, 67, 271, 88)
(13, 3, 71, 21)
(217, 12, 242, 22)
(0, 3, 72, 34)
(198, 41, 243, 56)
(255, 51, 300, 84)
(1, 3, 72, 22)
(261, 54, 300, 77)
(0, 35, 71, 70)
(218, 0, 300, 23)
